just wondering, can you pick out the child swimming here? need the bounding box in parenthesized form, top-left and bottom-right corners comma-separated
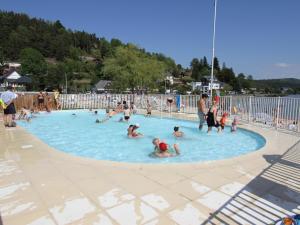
(96, 116, 110, 124)
(128, 124, 143, 138)
(127, 124, 134, 136)
(152, 138, 180, 158)
(173, 126, 184, 137)
(18, 107, 32, 122)
(231, 116, 238, 132)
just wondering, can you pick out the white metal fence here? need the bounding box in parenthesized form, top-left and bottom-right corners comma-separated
(59, 94, 300, 134)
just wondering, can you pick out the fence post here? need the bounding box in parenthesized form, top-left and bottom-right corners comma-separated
(276, 96, 281, 129)
(248, 96, 252, 123)
(229, 96, 233, 117)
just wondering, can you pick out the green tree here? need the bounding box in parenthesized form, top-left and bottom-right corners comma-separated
(202, 56, 209, 67)
(247, 75, 253, 80)
(213, 57, 220, 72)
(102, 45, 166, 92)
(223, 83, 233, 93)
(110, 38, 123, 48)
(0, 47, 5, 75)
(231, 78, 241, 92)
(45, 63, 66, 89)
(190, 58, 201, 81)
(237, 73, 251, 90)
(218, 67, 235, 83)
(20, 48, 47, 90)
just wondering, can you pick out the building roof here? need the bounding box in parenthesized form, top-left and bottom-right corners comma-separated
(0, 69, 32, 84)
(12, 76, 32, 84)
(95, 80, 112, 90)
(2, 69, 21, 80)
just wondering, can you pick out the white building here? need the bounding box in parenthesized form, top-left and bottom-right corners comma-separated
(191, 82, 202, 90)
(165, 75, 174, 85)
(191, 79, 223, 93)
(0, 69, 31, 90)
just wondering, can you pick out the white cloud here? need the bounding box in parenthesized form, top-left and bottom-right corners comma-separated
(274, 63, 291, 68)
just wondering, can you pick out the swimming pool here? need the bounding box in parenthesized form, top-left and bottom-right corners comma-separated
(19, 110, 266, 163)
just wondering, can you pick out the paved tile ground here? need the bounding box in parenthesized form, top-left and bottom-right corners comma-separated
(0, 112, 299, 225)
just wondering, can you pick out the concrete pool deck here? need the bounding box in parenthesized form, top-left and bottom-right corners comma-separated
(0, 113, 300, 225)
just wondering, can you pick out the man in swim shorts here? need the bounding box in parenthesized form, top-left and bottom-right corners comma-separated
(197, 94, 208, 130)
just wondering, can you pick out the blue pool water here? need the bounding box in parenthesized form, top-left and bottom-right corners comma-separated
(19, 110, 266, 163)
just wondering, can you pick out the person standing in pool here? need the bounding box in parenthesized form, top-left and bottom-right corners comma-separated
(146, 100, 152, 117)
(45, 92, 52, 112)
(218, 112, 228, 132)
(231, 116, 238, 132)
(197, 94, 208, 130)
(207, 98, 219, 133)
(130, 102, 137, 114)
(123, 105, 131, 122)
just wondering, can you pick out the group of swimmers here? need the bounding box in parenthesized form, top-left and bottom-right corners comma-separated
(126, 123, 181, 158)
(89, 96, 239, 158)
(85, 99, 180, 158)
(93, 100, 148, 124)
(198, 94, 238, 133)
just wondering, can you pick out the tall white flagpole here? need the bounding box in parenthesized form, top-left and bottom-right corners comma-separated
(210, 0, 217, 103)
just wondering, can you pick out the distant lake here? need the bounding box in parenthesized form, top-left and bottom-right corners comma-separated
(287, 95, 300, 98)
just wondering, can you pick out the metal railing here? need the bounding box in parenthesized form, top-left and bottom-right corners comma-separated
(3, 92, 298, 134)
(57, 94, 300, 134)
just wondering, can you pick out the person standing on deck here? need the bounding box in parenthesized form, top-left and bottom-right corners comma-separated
(37, 91, 44, 111)
(197, 94, 208, 130)
(1, 86, 17, 127)
(53, 89, 61, 110)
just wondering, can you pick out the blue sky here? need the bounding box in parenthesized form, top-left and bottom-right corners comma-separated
(1, 0, 300, 79)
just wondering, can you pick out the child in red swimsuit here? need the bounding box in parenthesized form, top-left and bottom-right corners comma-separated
(219, 112, 228, 132)
(152, 138, 180, 158)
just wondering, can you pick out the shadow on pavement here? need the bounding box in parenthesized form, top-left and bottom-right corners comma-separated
(202, 140, 300, 225)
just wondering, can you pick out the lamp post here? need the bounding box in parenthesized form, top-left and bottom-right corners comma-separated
(210, 0, 218, 103)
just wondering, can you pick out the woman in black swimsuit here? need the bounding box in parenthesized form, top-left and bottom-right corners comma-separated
(207, 100, 219, 133)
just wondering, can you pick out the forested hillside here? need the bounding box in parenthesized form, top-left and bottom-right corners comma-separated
(0, 11, 177, 91)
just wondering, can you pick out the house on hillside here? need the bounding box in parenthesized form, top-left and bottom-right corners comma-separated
(191, 76, 224, 93)
(0, 69, 31, 91)
(93, 80, 112, 93)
